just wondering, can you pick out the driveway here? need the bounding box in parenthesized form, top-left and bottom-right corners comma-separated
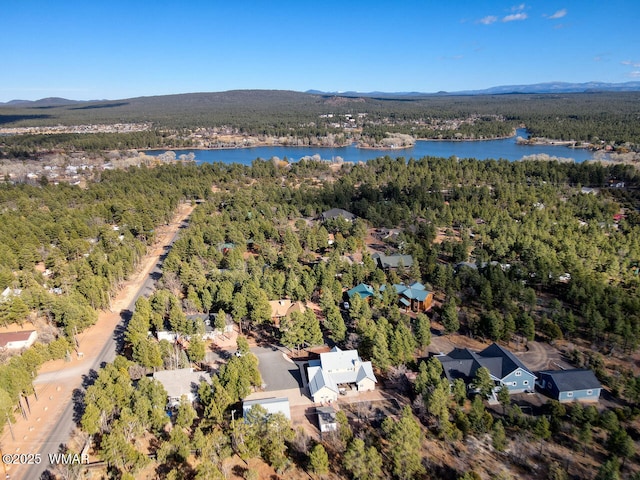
(515, 340, 571, 371)
(251, 345, 303, 391)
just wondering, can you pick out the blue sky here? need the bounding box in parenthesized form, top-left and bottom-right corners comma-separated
(1, 0, 639, 101)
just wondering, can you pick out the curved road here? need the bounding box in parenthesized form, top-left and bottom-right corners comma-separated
(19, 210, 191, 480)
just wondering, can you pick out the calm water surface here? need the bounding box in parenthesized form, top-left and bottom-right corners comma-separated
(146, 129, 603, 165)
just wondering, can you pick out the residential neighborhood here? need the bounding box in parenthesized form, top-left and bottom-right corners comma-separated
(1, 154, 638, 480)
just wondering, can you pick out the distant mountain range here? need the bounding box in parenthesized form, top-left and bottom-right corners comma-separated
(2, 82, 640, 107)
(306, 81, 640, 97)
(2, 97, 83, 107)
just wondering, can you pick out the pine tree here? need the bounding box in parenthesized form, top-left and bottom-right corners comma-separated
(381, 406, 425, 480)
(414, 313, 431, 349)
(492, 420, 507, 451)
(441, 299, 459, 334)
(471, 367, 494, 399)
(309, 443, 329, 477)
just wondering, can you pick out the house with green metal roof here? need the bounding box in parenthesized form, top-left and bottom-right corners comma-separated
(347, 283, 378, 301)
(392, 282, 433, 312)
(372, 252, 414, 270)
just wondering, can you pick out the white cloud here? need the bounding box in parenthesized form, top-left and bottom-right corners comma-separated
(479, 15, 498, 25)
(621, 60, 640, 67)
(503, 13, 528, 22)
(628, 71, 640, 78)
(549, 9, 567, 19)
(479, 5, 527, 25)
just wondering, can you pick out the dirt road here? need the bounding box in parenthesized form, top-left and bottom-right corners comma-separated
(0, 202, 194, 480)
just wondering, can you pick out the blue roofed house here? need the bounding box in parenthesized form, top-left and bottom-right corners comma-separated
(537, 369, 602, 403)
(307, 347, 377, 404)
(347, 283, 378, 301)
(437, 343, 536, 395)
(392, 282, 434, 312)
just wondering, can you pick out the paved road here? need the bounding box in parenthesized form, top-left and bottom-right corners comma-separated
(22, 212, 190, 480)
(251, 345, 302, 392)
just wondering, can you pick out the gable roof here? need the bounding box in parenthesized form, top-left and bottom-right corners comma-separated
(479, 343, 534, 377)
(437, 343, 533, 383)
(269, 299, 306, 318)
(243, 397, 291, 420)
(437, 348, 484, 383)
(308, 348, 377, 398)
(308, 365, 339, 395)
(539, 369, 602, 392)
(0, 330, 37, 348)
(152, 368, 212, 400)
(320, 208, 356, 221)
(393, 282, 431, 302)
(320, 347, 361, 374)
(347, 283, 376, 300)
(372, 253, 414, 269)
(356, 362, 377, 384)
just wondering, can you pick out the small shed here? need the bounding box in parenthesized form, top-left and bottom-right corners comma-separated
(316, 406, 338, 434)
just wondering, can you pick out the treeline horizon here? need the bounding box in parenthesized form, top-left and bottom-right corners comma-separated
(1, 91, 640, 153)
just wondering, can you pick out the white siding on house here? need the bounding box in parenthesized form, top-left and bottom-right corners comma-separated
(311, 386, 339, 404)
(357, 377, 376, 392)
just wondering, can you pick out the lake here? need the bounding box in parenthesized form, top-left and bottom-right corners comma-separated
(145, 129, 605, 165)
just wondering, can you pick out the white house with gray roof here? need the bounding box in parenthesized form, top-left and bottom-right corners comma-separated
(307, 347, 376, 404)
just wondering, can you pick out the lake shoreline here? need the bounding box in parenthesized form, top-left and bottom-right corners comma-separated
(143, 133, 520, 152)
(143, 128, 602, 164)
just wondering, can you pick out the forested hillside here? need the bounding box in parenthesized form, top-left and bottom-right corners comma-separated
(1, 156, 640, 478)
(2, 91, 640, 153)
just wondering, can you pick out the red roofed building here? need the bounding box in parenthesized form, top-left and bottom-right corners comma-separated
(0, 330, 38, 350)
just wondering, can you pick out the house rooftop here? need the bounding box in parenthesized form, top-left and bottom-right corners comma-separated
(347, 283, 377, 300)
(0, 330, 36, 348)
(269, 299, 306, 318)
(480, 343, 533, 377)
(316, 406, 337, 431)
(393, 282, 430, 302)
(318, 347, 377, 384)
(372, 253, 413, 269)
(243, 397, 291, 420)
(437, 343, 533, 383)
(320, 208, 356, 221)
(538, 369, 601, 391)
(152, 368, 212, 400)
